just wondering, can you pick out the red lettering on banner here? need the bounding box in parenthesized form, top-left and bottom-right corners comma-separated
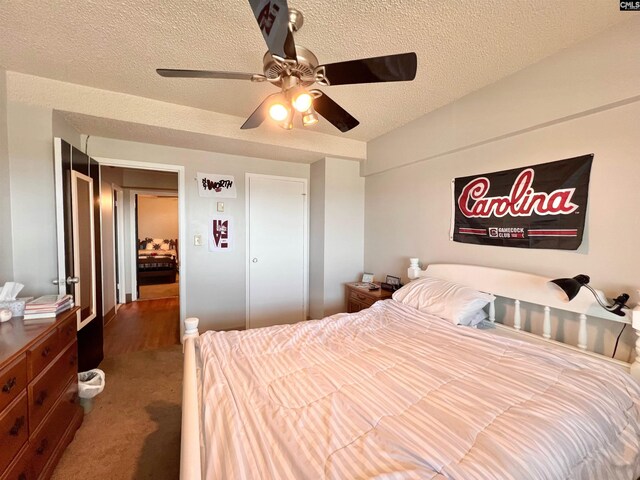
(458, 169, 578, 218)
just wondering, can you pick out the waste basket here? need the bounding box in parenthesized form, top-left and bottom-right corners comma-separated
(78, 369, 105, 414)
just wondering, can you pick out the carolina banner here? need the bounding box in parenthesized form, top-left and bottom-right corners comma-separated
(451, 154, 593, 250)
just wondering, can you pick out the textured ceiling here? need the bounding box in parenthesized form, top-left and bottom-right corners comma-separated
(0, 1, 631, 141)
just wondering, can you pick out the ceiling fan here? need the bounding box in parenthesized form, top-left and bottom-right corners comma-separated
(157, 0, 417, 133)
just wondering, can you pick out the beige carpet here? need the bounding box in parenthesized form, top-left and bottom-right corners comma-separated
(51, 346, 183, 480)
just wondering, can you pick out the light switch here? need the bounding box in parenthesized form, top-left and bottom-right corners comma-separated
(194, 234, 203, 246)
(217, 202, 224, 212)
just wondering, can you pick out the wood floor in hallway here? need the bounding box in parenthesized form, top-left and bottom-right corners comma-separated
(104, 297, 180, 357)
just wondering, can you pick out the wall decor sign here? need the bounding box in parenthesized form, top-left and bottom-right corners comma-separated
(209, 216, 233, 251)
(451, 154, 593, 250)
(197, 173, 237, 198)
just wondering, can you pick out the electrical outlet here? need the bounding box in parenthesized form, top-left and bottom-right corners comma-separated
(194, 234, 203, 246)
(217, 202, 224, 212)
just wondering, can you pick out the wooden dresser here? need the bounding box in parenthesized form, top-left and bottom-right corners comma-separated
(0, 308, 83, 480)
(345, 283, 393, 313)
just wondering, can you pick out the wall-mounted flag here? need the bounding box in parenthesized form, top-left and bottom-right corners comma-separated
(451, 154, 593, 250)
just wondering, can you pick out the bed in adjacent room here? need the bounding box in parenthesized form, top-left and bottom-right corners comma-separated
(137, 238, 178, 285)
(181, 263, 640, 480)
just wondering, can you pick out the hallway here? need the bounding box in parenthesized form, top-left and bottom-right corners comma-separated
(103, 297, 180, 357)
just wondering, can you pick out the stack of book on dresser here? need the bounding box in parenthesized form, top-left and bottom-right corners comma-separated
(23, 294, 74, 324)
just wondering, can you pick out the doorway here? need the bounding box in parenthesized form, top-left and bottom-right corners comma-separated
(246, 173, 308, 329)
(96, 163, 184, 357)
(136, 194, 179, 300)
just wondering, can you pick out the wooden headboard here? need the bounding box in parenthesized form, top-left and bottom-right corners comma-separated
(406, 259, 640, 379)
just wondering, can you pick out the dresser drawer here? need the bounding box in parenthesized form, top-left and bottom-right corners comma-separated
(26, 330, 60, 381)
(28, 342, 77, 434)
(349, 291, 376, 308)
(0, 392, 28, 473)
(0, 355, 27, 413)
(0, 443, 34, 480)
(29, 378, 79, 479)
(347, 300, 364, 313)
(57, 314, 77, 350)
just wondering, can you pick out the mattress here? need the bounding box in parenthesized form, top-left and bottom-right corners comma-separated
(197, 299, 640, 479)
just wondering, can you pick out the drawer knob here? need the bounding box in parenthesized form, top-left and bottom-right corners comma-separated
(36, 390, 48, 406)
(9, 415, 25, 436)
(42, 347, 51, 357)
(69, 355, 77, 366)
(36, 438, 48, 455)
(18, 474, 26, 480)
(2, 376, 16, 393)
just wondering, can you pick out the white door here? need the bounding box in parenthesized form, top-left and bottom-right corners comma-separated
(247, 174, 307, 329)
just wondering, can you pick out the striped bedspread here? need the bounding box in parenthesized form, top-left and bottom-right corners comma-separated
(198, 300, 640, 479)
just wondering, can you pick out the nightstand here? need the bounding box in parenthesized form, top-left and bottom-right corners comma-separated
(345, 283, 393, 313)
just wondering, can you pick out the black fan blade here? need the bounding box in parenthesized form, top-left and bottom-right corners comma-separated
(248, 0, 297, 61)
(319, 52, 417, 86)
(313, 92, 360, 133)
(157, 69, 256, 80)
(241, 94, 278, 130)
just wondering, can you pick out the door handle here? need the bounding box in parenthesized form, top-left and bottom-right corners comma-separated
(52, 278, 65, 285)
(252, 258, 258, 263)
(66, 276, 80, 284)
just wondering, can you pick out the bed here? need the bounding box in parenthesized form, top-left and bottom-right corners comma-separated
(181, 262, 640, 480)
(137, 238, 178, 285)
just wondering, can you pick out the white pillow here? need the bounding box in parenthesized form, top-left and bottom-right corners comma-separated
(460, 309, 488, 327)
(392, 275, 494, 325)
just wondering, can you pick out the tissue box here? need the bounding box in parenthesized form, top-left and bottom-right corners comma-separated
(0, 297, 33, 317)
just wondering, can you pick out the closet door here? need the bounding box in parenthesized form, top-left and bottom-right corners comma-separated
(247, 174, 308, 329)
(54, 138, 104, 370)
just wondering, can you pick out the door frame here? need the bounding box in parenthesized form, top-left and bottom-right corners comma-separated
(94, 157, 187, 336)
(112, 184, 126, 305)
(53, 139, 66, 295)
(128, 190, 179, 301)
(245, 173, 309, 328)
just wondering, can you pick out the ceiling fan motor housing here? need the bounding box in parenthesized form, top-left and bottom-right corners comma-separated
(262, 45, 318, 88)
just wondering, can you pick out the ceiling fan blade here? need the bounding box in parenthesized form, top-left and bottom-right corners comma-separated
(319, 52, 417, 86)
(156, 69, 257, 80)
(241, 94, 278, 130)
(313, 92, 360, 133)
(248, 0, 297, 61)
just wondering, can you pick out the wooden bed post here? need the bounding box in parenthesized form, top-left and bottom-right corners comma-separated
(629, 302, 640, 381)
(181, 317, 201, 480)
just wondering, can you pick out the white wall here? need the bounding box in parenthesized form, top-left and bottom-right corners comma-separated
(0, 69, 12, 284)
(309, 157, 365, 319)
(121, 168, 178, 190)
(5, 104, 84, 296)
(89, 137, 309, 331)
(6, 103, 58, 297)
(309, 160, 326, 319)
(364, 19, 640, 360)
(52, 110, 81, 149)
(137, 196, 179, 240)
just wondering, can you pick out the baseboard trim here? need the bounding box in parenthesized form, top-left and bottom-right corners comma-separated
(104, 306, 117, 326)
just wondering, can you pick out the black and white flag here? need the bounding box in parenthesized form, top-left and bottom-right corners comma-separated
(451, 155, 593, 250)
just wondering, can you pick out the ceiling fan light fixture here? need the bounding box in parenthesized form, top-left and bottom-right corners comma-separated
(279, 118, 294, 130)
(268, 103, 290, 122)
(302, 109, 319, 127)
(292, 91, 313, 113)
